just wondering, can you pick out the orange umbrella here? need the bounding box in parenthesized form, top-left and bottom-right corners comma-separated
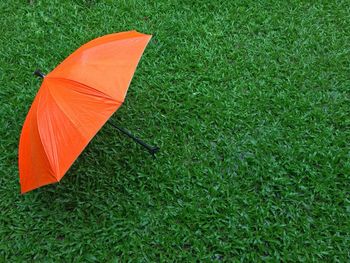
(18, 30, 158, 194)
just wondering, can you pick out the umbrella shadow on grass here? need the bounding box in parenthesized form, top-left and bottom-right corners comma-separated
(28, 124, 160, 222)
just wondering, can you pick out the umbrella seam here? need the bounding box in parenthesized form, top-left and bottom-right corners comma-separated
(45, 83, 89, 141)
(36, 89, 60, 181)
(45, 76, 124, 104)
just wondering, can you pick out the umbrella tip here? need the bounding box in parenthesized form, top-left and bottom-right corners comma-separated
(33, 69, 46, 79)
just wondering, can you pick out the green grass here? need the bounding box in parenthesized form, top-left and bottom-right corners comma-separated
(1, 0, 349, 261)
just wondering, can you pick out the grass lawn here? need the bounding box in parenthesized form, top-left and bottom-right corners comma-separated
(1, 0, 349, 261)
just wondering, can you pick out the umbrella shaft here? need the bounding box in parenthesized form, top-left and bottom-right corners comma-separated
(108, 122, 159, 155)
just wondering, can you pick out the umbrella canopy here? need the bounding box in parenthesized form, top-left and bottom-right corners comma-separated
(19, 31, 152, 193)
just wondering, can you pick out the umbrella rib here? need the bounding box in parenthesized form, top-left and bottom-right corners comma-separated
(45, 84, 88, 141)
(35, 90, 61, 181)
(46, 76, 123, 103)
